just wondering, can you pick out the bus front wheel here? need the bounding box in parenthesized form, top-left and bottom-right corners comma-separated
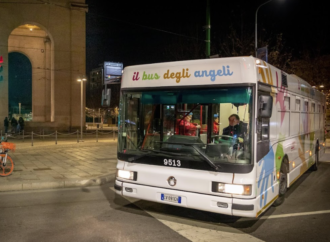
(273, 158, 288, 207)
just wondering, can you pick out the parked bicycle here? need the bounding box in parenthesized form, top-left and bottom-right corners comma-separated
(0, 141, 15, 176)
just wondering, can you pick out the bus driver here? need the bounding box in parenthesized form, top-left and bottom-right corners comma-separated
(222, 114, 247, 143)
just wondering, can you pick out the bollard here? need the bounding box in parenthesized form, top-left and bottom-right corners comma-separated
(96, 129, 98, 142)
(55, 130, 57, 145)
(77, 130, 79, 143)
(23, 130, 24, 142)
(31, 131, 33, 146)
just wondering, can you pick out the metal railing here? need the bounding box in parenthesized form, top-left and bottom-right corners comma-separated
(0, 127, 118, 146)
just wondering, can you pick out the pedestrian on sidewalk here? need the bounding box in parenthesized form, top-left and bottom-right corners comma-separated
(11, 117, 18, 134)
(4, 117, 9, 133)
(18, 117, 25, 131)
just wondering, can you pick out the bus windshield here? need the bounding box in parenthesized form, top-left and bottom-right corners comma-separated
(117, 87, 253, 171)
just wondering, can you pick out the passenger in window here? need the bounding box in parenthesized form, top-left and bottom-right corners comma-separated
(177, 113, 201, 136)
(213, 114, 219, 135)
(222, 114, 247, 142)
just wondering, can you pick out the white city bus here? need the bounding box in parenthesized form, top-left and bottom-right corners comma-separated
(114, 56, 325, 217)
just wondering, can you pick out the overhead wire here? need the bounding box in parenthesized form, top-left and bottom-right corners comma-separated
(87, 12, 202, 42)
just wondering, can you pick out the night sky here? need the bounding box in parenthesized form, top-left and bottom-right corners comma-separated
(8, 0, 330, 113)
(86, 0, 330, 73)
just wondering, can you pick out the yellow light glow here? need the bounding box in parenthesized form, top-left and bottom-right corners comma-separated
(310, 151, 312, 156)
(292, 162, 295, 168)
(277, 171, 280, 179)
(244, 186, 251, 195)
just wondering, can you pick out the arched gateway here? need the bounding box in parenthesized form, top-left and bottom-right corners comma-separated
(0, 1, 87, 131)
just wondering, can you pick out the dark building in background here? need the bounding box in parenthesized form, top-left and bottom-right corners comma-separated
(87, 62, 122, 109)
(87, 62, 122, 126)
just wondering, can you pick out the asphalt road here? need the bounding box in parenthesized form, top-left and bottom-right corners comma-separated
(1, 162, 330, 242)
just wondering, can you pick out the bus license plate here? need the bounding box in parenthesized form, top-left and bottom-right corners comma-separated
(161, 194, 181, 204)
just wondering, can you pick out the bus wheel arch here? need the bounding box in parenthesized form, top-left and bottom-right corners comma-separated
(311, 140, 319, 171)
(273, 155, 289, 207)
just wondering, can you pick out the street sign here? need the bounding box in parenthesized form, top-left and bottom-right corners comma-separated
(104, 62, 123, 84)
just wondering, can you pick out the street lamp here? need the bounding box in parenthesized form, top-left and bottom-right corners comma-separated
(255, 0, 273, 57)
(77, 75, 87, 141)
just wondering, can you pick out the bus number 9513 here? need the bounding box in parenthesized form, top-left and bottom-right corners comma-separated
(164, 159, 181, 167)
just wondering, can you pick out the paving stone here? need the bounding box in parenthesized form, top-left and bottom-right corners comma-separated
(0, 139, 118, 192)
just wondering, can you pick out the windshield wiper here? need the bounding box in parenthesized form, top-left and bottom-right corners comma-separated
(128, 149, 184, 162)
(191, 145, 221, 171)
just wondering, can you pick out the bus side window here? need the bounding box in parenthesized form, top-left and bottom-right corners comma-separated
(257, 94, 272, 142)
(296, 99, 300, 111)
(257, 93, 272, 161)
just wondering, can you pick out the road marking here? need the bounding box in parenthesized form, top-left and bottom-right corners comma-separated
(111, 189, 263, 242)
(235, 210, 330, 223)
(155, 218, 263, 242)
(254, 210, 330, 221)
(112, 189, 330, 241)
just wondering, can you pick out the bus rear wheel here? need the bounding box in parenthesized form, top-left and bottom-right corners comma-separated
(311, 144, 319, 171)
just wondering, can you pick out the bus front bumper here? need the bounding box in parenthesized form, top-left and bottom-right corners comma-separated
(114, 179, 259, 218)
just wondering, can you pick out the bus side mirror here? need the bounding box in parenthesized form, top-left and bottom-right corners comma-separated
(258, 95, 273, 118)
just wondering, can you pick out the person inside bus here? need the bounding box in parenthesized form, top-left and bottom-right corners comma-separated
(177, 113, 201, 136)
(213, 114, 220, 135)
(222, 114, 247, 143)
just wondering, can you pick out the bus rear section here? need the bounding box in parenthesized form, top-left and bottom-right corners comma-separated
(114, 86, 263, 217)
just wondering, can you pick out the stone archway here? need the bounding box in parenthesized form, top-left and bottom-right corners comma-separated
(0, 2, 86, 132)
(8, 23, 54, 122)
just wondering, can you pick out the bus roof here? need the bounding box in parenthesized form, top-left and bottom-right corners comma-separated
(256, 60, 325, 102)
(121, 56, 256, 89)
(121, 56, 325, 102)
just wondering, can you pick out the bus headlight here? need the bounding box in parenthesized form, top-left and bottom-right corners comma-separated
(212, 182, 251, 195)
(117, 169, 137, 181)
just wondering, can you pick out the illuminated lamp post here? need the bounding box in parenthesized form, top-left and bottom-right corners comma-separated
(77, 75, 87, 141)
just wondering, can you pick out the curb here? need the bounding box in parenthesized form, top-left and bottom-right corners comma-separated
(0, 173, 116, 192)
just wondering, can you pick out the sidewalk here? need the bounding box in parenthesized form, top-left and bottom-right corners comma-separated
(0, 137, 118, 192)
(1, 137, 330, 193)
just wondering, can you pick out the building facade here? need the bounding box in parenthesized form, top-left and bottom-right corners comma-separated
(0, 0, 87, 131)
